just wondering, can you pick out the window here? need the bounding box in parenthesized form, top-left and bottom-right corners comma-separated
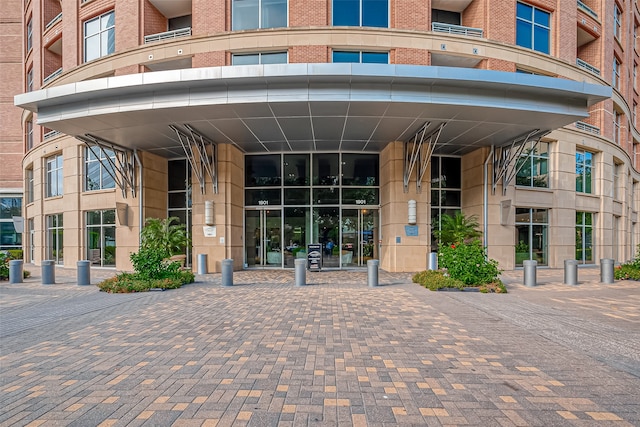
(85, 146, 115, 191)
(614, 3, 622, 40)
(47, 213, 64, 264)
(576, 150, 593, 194)
(84, 10, 115, 62)
(430, 156, 462, 250)
(516, 2, 550, 54)
(25, 167, 34, 204)
(516, 141, 549, 188)
(232, 0, 287, 30)
(333, 0, 388, 28)
(232, 52, 287, 65)
(46, 154, 63, 197)
(26, 17, 32, 52)
(0, 196, 22, 250)
(26, 67, 33, 92)
(168, 159, 192, 266)
(515, 208, 548, 266)
(613, 57, 621, 89)
(576, 211, 593, 264)
(332, 51, 388, 63)
(613, 162, 623, 200)
(613, 110, 622, 145)
(26, 120, 33, 150)
(634, 102, 638, 127)
(86, 210, 116, 266)
(634, 62, 637, 90)
(28, 218, 34, 263)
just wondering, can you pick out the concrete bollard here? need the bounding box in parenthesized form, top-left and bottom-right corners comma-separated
(197, 254, 208, 275)
(41, 260, 55, 285)
(294, 258, 306, 286)
(221, 258, 233, 287)
(563, 259, 578, 286)
(428, 252, 438, 271)
(367, 259, 379, 287)
(77, 260, 91, 286)
(600, 258, 614, 284)
(523, 259, 537, 287)
(9, 260, 23, 284)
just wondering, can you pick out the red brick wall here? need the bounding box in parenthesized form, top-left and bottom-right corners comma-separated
(290, 46, 327, 63)
(395, 48, 428, 65)
(291, 0, 328, 26)
(395, 0, 428, 31)
(115, 0, 140, 50)
(143, 1, 166, 38)
(192, 0, 226, 35)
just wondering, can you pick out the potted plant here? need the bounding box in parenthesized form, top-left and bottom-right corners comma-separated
(140, 217, 190, 266)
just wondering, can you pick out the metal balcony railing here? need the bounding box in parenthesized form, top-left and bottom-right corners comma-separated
(44, 129, 61, 140)
(43, 67, 63, 85)
(144, 27, 191, 44)
(577, 1, 598, 19)
(431, 22, 483, 38)
(576, 58, 600, 76)
(45, 12, 62, 30)
(575, 121, 601, 135)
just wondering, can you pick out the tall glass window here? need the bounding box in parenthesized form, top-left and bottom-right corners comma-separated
(0, 196, 22, 250)
(25, 167, 34, 204)
(26, 120, 33, 150)
(84, 10, 115, 62)
(613, 57, 621, 89)
(515, 208, 548, 266)
(516, 2, 550, 54)
(232, 0, 287, 30)
(576, 150, 593, 194)
(333, 0, 388, 27)
(86, 210, 116, 266)
(614, 4, 622, 40)
(47, 213, 64, 264)
(46, 154, 63, 197)
(26, 18, 32, 52)
(28, 218, 34, 262)
(430, 156, 462, 250)
(516, 141, 549, 188)
(27, 67, 33, 92)
(332, 51, 388, 63)
(232, 52, 287, 65)
(168, 159, 192, 265)
(85, 146, 116, 191)
(613, 110, 622, 145)
(576, 211, 594, 264)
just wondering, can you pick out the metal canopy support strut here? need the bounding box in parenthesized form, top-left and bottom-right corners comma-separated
(77, 134, 137, 198)
(403, 122, 445, 193)
(491, 129, 549, 195)
(170, 124, 218, 195)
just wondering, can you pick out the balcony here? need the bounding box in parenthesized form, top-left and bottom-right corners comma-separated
(144, 27, 191, 44)
(431, 22, 483, 38)
(44, 129, 61, 140)
(575, 121, 600, 134)
(577, 1, 598, 20)
(43, 67, 63, 85)
(576, 58, 600, 76)
(45, 12, 62, 30)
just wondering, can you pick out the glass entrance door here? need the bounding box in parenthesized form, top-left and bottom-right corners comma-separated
(341, 209, 378, 267)
(245, 209, 282, 267)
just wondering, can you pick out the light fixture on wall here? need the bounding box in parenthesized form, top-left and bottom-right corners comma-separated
(204, 201, 214, 225)
(408, 199, 417, 225)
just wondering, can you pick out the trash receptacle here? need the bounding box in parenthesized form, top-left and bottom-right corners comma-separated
(42, 260, 55, 285)
(77, 260, 91, 286)
(9, 259, 23, 284)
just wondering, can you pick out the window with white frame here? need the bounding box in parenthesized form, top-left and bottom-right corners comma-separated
(84, 10, 115, 62)
(85, 146, 115, 191)
(576, 149, 593, 194)
(576, 211, 594, 264)
(0, 196, 22, 250)
(614, 110, 622, 145)
(516, 2, 550, 54)
(26, 17, 32, 52)
(26, 119, 33, 150)
(515, 208, 548, 266)
(333, 0, 389, 27)
(86, 210, 116, 266)
(516, 140, 549, 188)
(25, 167, 34, 204)
(634, 101, 638, 127)
(613, 57, 621, 89)
(27, 67, 33, 92)
(232, 0, 287, 31)
(613, 162, 623, 200)
(47, 213, 64, 264)
(46, 154, 63, 197)
(332, 51, 389, 63)
(232, 52, 287, 65)
(614, 3, 622, 40)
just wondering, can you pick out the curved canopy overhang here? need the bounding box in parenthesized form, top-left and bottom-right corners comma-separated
(15, 64, 610, 157)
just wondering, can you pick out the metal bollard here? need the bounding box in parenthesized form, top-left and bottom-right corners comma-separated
(9, 260, 23, 284)
(294, 258, 306, 286)
(221, 258, 233, 287)
(523, 259, 537, 287)
(77, 260, 91, 286)
(367, 259, 379, 287)
(600, 258, 614, 284)
(563, 259, 578, 286)
(41, 260, 55, 285)
(428, 252, 438, 271)
(197, 254, 208, 275)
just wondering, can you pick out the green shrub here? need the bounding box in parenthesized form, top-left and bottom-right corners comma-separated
(97, 270, 195, 293)
(0, 252, 9, 280)
(614, 264, 640, 280)
(412, 270, 464, 291)
(7, 249, 23, 259)
(478, 281, 507, 293)
(130, 247, 181, 280)
(438, 241, 501, 286)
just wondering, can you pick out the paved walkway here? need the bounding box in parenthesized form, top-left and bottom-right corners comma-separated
(0, 265, 638, 426)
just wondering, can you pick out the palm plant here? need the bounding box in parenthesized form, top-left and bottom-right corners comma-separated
(433, 212, 482, 245)
(140, 217, 189, 257)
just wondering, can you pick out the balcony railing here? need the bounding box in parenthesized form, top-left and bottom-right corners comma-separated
(431, 22, 483, 38)
(43, 67, 63, 85)
(576, 121, 601, 135)
(44, 129, 61, 140)
(144, 27, 192, 44)
(45, 12, 62, 30)
(576, 58, 600, 76)
(577, 1, 598, 20)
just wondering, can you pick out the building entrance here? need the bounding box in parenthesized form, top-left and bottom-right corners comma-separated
(245, 209, 282, 267)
